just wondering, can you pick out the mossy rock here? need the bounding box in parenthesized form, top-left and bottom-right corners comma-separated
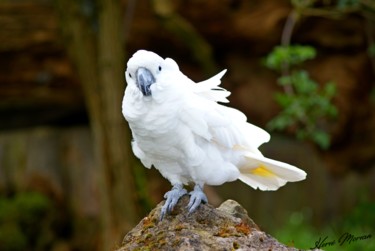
(119, 195, 319, 250)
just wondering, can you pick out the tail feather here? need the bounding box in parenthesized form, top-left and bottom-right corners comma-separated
(239, 152, 306, 191)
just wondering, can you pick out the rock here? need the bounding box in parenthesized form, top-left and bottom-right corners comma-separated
(119, 195, 317, 250)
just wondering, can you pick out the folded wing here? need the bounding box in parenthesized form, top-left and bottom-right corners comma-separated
(180, 70, 306, 190)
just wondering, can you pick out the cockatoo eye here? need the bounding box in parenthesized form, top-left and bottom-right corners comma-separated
(128, 72, 132, 78)
(158, 66, 162, 71)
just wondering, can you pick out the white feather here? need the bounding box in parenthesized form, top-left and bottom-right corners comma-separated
(122, 50, 306, 190)
(194, 69, 231, 103)
(238, 152, 306, 191)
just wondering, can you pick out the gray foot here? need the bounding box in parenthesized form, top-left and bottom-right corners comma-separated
(188, 184, 208, 213)
(160, 184, 187, 220)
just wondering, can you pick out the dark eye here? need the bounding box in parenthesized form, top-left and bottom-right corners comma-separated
(158, 66, 162, 71)
(128, 72, 132, 78)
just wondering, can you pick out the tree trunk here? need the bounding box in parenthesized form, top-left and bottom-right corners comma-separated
(55, 0, 139, 249)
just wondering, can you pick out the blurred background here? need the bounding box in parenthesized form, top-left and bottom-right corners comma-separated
(0, 0, 374, 250)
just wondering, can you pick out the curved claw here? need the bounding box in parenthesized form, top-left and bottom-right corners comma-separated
(160, 184, 187, 220)
(188, 184, 208, 213)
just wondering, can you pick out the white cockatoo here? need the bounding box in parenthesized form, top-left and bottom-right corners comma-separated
(122, 50, 306, 219)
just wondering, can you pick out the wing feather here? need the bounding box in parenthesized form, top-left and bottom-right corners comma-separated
(180, 92, 270, 152)
(194, 70, 230, 103)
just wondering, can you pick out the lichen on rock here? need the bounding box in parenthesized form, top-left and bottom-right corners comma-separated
(118, 195, 318, 250)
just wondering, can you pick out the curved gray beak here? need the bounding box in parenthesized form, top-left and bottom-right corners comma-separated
(136, 67, 155, 96)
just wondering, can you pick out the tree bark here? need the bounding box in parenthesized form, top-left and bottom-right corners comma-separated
(55, 0, 139, 249)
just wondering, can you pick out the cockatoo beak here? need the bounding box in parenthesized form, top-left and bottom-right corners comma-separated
(136, 67, 155, 96)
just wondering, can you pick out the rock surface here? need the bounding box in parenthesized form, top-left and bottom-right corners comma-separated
(119, 195, 316, 251)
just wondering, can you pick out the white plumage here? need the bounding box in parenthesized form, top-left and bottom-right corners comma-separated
(122, 50, 306, 217)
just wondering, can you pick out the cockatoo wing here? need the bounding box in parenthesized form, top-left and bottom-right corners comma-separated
(179, 70, 305, 190)
(184, 69, 270, 150)
(194, 70, 230, 103)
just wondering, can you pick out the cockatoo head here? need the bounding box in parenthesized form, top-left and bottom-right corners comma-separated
(125, 50, 180, 97)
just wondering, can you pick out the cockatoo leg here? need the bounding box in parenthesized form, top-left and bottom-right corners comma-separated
(160, 184, 187, 220)
(188, 184, 208, 213)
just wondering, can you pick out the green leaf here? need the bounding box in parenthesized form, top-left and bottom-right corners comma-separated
(291, 71, 317, 94)
(264, 45, 316, 71)
(326, 104, 338, 118)
(278, 75, 292, 86)
(274, 93, 294, 107)
(267, 114, 295, 131)
(323, 82, 337, 98)
(311, 130, 331, 149)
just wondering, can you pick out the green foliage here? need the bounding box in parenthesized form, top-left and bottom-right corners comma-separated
(0, 223, 27, 251)
(0, 192, 56, 251)
(336, 0, 360, 9)
(264, 45, 337, 149)
(341, 200, 375, 231)
(264, 45, 316, 71)
(368, 43, 375, 57)
(274, 200, 375, 251)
